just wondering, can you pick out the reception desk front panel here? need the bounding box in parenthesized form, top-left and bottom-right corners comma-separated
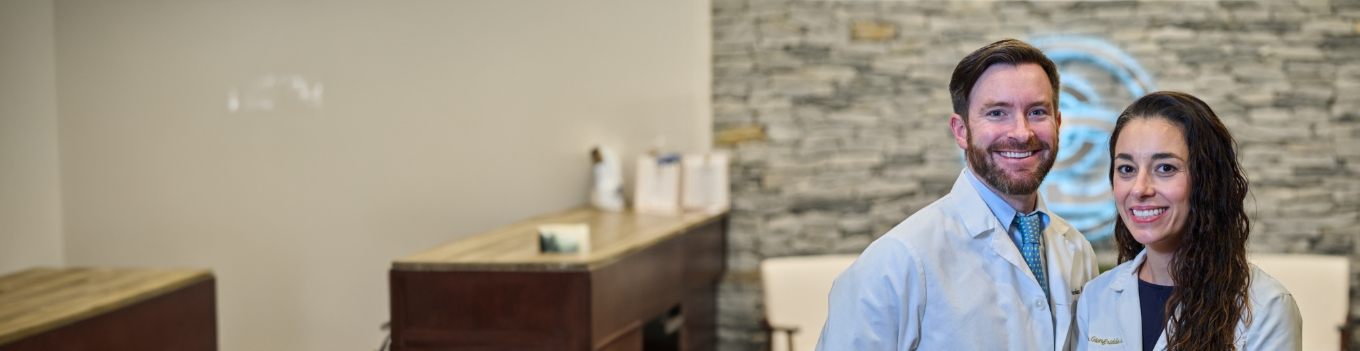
(390, 208, 726, 351)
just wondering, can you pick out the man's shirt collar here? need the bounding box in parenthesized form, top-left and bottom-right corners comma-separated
(963, 167, 1050, 232)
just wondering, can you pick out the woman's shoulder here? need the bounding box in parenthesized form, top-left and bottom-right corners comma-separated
(1246, 263, 1296, 306)
(1238, 264, 1303, 347)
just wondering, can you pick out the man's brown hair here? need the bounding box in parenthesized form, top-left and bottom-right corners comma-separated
(949, 39, 1061, 120)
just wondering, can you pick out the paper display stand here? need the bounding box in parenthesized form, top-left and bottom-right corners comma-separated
(634, 152, 730, 214)
(634, 154, 682, 214)
(681, 152, 730, 212)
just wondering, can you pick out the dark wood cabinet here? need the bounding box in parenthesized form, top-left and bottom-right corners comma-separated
(390, 208, 726, 351)
(0, 268, 217, 351)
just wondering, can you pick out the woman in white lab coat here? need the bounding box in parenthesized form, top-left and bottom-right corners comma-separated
(1076, 91, 1302, 351)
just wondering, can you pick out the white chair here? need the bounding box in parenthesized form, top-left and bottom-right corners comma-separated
(761, 254, 858, 351)
(1249, 253, 1349, 351)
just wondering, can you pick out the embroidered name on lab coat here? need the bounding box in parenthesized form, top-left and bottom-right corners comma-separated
(1088, 336, 1122, 345)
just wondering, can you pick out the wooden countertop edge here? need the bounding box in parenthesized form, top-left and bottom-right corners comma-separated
(0, 269, 214, 346)
(391, 210, 727, 272)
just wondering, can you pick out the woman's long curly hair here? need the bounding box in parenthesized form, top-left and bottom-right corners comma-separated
(1108, 91, 1252, 350)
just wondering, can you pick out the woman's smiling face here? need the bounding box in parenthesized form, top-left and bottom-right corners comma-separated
(1112, 117, 1190, 251)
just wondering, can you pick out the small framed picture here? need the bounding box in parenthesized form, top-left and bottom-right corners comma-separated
(538, 224, 591, 254)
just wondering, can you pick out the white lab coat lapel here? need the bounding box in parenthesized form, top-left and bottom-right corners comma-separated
(989, 230, 1037, 281)
(952, 172, 1062, 349)
(1110, 250, 1150, 351)
(949, 173, 1040, 284)
(1044, 216, 1077, 351)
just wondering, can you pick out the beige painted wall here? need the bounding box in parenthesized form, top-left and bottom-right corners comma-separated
(0, 0, 64, 275)
(52, 1, 710, 350)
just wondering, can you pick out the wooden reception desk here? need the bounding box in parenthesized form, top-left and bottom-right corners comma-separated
(390, 208, 727, 351)
(0, 267, 216, 351)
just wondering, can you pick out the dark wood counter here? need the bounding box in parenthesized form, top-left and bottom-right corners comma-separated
(0, 267, 216, 351)
(390, 208, 727, 351)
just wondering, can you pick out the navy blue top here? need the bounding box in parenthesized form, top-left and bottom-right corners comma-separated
(1138, 279, 1175, 351)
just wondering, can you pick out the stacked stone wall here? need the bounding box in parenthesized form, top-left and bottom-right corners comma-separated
(712, 0, 1360, 349)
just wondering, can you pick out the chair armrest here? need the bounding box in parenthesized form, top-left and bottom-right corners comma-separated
(760, 318, 801, 351)
(1337, 317, 1360, 351)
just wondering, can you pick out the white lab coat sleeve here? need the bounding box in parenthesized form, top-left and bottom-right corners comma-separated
(1243, 292, 1303, 351)
(816, 237, 925, 351)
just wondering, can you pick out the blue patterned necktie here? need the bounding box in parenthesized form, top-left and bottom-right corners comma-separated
(1016, 213, 1049, 299)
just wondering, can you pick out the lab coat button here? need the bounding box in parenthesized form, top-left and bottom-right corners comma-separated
(1033, 299, 1046, 309)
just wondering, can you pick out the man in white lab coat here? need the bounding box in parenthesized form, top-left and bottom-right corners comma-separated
(816, 39, 1099, 351)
